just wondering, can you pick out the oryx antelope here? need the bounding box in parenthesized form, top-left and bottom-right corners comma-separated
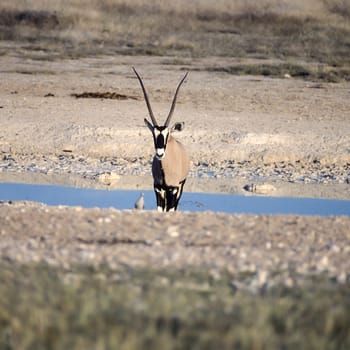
(133, 67, 190, 212)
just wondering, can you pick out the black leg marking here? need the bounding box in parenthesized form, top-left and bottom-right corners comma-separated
(155, 179, 187, 212)
(154, 184, 166, 211)
(165, 186, 179, 212)
(175, 179, 186, 210)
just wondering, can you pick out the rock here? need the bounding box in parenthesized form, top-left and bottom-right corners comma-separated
(167, 225, 179, 237)
(96, 172, 120, 185)
(337, 272, 347, 284)
(243, 183, 276, 194)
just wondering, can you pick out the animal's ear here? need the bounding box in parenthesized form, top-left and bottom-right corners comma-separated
(144, 118, 154, 132)
(171, 122, 185, 132)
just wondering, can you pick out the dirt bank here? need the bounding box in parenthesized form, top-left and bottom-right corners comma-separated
(1, 201, 350, 288)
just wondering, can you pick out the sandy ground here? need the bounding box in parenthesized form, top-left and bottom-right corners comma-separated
(0, 54, 350, 285)
(1, 54, 350, 195)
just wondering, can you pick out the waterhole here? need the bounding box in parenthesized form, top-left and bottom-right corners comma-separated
(1, 182, 349, 216)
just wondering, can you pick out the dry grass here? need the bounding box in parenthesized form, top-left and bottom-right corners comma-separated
(206, 63, 350, 82)
(0, 0, 349, 72)
(1, 262, 349, 350)
(323, 0, 350, 18)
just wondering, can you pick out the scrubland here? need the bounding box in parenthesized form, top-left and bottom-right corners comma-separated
(1, 1, 350, 349)
(0, 0, 349, 80)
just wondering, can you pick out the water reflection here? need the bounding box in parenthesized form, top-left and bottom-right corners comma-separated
(0, 182, 349, 216)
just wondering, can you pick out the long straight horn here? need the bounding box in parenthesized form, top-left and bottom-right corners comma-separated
(164, 72, 189, 127)
(132, 67, 158, 126)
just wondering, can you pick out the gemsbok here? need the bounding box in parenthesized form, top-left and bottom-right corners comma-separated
(133, 67, 190, 212)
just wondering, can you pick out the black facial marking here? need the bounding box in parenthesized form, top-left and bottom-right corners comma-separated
(156, 133, 165, 148)
(153, 126, 169, 151)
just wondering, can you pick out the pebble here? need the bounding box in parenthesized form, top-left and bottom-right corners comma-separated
(0, 154, 349, 185)
(337, 272, 347, 284)
(255, 269, 268, 286)
(98, 217, 112, 224)
(167, 225, 179, 237)
(319, 255, 329, 269)
(284, 277, 294, 288)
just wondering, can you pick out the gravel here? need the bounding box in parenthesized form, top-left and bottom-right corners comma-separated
(1, 152, 349, 185)
(1, 201, 349, 293)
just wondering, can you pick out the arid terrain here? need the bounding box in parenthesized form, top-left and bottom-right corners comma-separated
(0, 1, 350, 349)
(0, 54, 349, 198)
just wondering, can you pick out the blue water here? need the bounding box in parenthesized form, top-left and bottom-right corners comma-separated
(0, 182, 349, 216)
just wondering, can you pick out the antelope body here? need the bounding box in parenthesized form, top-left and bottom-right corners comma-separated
(133, 67, 190, 212)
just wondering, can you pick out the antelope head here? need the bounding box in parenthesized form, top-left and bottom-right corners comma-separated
(133, 67, 188, 159)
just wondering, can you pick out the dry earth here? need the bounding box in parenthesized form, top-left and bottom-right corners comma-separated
(1, 201, 350, 289)
(0, 54, 350, 286)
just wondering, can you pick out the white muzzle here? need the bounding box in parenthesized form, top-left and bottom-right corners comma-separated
(156, 148, 165, 159)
